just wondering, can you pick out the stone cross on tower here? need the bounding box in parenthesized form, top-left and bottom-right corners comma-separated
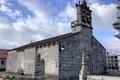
(79, 0, 86, 4)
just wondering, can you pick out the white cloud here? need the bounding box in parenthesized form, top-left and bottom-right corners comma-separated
(64, 3, 76, 20)
(0, 0, 21, 17)
(0, 16, 19, 49)
(102, 37, 120, 52)
(55, 3, 76, 33)
(0, 16, 11, 29)
(90, 3, 117, 28)
(16, 0, 76, 36)
(0, 0, 63, 48)
(14, 10, 21, 16)
(0, 0, 11, 13)
(87, 0, 100, 4)
(89, 3, 120, 52)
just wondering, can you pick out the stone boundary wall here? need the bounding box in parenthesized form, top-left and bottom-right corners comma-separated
(87, 75, 120, 80)
(107, 71, 120, 76)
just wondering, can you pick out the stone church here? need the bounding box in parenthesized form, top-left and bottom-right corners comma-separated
(6, 0, 106, 80)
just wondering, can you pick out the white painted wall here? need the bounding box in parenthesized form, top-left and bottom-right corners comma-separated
(6, 47, 36, 75)
(6, 50, 18, 73)
(37, 43, 59, 79)
(17, 51, 24, 72)
(6, 43, 59, 80)
(24, 47, 36, 75)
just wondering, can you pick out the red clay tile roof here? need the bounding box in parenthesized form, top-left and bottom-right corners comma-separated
(0, 49, 7, 59)
(9, 32, 80, 51)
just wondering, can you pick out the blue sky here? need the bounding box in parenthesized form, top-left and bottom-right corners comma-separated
(0, 0, 120, 53)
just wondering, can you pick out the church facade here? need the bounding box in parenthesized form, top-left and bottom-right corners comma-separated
(6, 0, 106, 80)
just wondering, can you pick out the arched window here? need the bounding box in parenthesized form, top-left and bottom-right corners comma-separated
(37, 54, 41, 61)
(1, 60, 5, 65)
(38, 54, 40, 57)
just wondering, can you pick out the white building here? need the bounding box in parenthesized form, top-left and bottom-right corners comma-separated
(106, 54, 120, 75)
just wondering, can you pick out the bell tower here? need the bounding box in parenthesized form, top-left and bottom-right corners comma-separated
(71, 0, 93, 33)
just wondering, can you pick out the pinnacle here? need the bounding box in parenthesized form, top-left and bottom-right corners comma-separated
(77, 0, 87, 5)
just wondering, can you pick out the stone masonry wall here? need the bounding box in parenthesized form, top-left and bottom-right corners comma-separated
(59, 26, 106, 80)
(90, 37, 106, 74)
(59, 33, 81, 80)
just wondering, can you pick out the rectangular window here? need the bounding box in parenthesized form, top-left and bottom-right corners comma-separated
(111, 56, 113, 58)
(115, 63, 118, 66)
(115, 60, 118, 62)
(116, 67, 119, 70)
(17, 49, 24, 52)
(115, 56, 117, 59)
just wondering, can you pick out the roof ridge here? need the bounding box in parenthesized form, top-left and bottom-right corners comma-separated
(9, 32, 80, 51)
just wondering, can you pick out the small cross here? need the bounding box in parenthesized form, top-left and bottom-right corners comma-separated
(78, 0, 86, 4)
(78, 0, 81, 5)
